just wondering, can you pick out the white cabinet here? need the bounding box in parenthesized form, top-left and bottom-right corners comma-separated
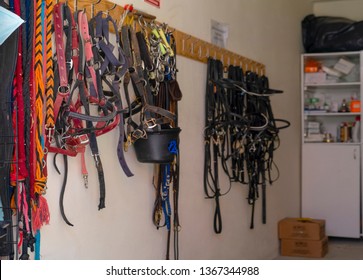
(301, 51, 363, 238)
(302, 144, 360, 238)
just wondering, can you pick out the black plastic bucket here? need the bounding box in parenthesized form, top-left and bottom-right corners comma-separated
(134, 127, 181, 163)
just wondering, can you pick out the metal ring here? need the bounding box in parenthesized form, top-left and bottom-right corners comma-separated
(58, 85, 70, 94)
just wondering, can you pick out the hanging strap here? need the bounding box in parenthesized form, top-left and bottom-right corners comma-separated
(78, 10, 106, 210)
(204, 58, 223, 234)
(43, 0, 55, 178)
(52, 2, 70, 122)
(32, 0, 50, 234)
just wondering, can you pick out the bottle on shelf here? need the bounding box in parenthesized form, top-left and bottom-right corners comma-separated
(353, 116, 361, 143)
(339, 99, 349, 112)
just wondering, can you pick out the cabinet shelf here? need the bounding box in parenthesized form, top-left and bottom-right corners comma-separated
(304, 111, 360, 116)
(303, 141, 361, 145)
(305, 82, 360, 88)
(303, 51, 362, 57)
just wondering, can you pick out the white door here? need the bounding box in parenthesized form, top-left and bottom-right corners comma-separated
(302, 144, 361, 238)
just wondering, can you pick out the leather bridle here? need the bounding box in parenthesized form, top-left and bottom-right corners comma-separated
(204, 58, 290, 233)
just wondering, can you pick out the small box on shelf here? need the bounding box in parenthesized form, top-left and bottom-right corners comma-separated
(304, 133, 324, 142)
(350, 100, 361, 112)
(304, 72, 326, 84)
(334, 58, 355, 75)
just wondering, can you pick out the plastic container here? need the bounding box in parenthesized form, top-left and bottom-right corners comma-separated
(134, 127, 181, 163)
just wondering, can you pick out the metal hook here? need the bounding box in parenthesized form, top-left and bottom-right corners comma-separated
(149, 19, 157, 29)
(91, 0, 101, 18)
(190, 40, 195, 55)
(182, 35, 191, 53)
(250, 61, 256, 72)
(260, 64, 265, 76)
(138, 15, 146, 28)
(239, 57, 243, 68)
(107, 3, 117, 15)
(198, 45, 202, 58)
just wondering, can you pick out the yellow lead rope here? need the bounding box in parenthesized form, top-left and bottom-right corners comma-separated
(32, 0, 50, 232)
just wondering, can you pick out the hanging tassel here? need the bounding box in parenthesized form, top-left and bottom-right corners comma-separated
(32, 196, 50, 232)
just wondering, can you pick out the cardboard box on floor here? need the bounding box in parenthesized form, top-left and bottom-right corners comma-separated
(278, 217, 325, 240)
(278, 217, 328, 258)
(280, 236, 328, 258)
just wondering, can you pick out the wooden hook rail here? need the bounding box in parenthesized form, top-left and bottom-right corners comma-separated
(173, 29, 265, 75)
(66, 0, 265, 75)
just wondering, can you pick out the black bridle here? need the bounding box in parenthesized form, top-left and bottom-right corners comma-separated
(204, 58, 290, 233)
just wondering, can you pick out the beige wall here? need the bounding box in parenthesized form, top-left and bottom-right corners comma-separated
(41, 0, 312, 259)
(314, 0, 363, 20)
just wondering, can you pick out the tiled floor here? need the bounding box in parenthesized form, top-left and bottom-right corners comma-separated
(276, 237, 363, 260)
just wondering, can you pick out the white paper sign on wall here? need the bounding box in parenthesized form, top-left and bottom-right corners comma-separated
(211, 19, 229, 48)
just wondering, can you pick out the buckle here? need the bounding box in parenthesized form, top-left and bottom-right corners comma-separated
(145, 118, 157, 129)
(93, 153, 101, 167)
(87, 58, 100, 70)
(45, 125, 55, 142)
(65, 134, 89, 149)
(76, 72, 84, 80)
(77, 134, 89, 145)
(132, 129, 146, 141)
(72, 48, 79, 57)
(86, 58, 95, 67)
(58, 85, 70, 94)
(93, 61, 101, 70)
(94, 36, 103, 43)
(66, 59, 73, 70)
